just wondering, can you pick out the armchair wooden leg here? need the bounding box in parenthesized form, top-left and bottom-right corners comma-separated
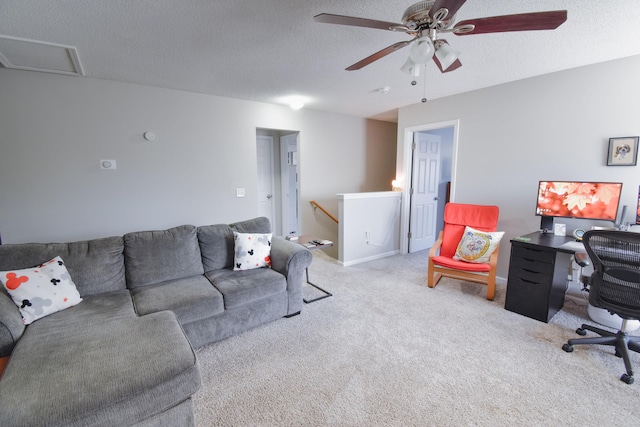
(487, 282, 496, 301)
(486, 281, 495, 301)
(428, 272, 442, 288)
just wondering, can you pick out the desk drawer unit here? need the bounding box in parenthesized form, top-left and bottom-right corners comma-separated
(505, 243, 570, 322)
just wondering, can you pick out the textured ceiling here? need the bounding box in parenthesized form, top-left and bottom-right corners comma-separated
(1, 1, 640, 122)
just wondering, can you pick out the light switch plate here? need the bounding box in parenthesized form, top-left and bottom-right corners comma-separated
(236, 188, 245, 198)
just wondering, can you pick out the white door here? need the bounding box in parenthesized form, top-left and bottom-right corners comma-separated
(280, 133, 299, 236)
(408, 132, 440, 253)
(256, 135, 276, 227)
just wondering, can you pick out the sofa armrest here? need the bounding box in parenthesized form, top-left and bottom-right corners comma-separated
(0, 291, 25, 357)
(270, 237, 313, 315)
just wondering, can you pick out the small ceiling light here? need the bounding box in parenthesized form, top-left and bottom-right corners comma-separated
(409, 36, 434, 64)
(379, 86, 391, 94)
(400, 57, 420, 77)
(435, 41, 460, 71)
(289, 98, 304, 110)
(278, 95, 311, 110)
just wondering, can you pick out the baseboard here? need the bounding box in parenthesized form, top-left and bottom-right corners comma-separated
(339, 250, 400, 267)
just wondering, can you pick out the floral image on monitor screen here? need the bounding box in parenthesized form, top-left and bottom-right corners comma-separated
(536, 181, 622, 221)
(637, 185, 640, 225)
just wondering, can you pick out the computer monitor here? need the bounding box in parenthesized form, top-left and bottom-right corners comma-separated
(636, 185, 640, 225)
(535, 181, 623, 232)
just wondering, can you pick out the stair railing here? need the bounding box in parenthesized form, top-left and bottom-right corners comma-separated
(310, 200, 338, 224)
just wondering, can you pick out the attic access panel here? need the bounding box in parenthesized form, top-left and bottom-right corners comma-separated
(0, 35, 84, 76)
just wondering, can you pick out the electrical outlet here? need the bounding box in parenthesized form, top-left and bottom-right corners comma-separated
(236, 188, 245, 198)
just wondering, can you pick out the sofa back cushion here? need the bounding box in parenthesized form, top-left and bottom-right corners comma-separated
(197, 224, 234, 271)
(198, 217, 272, 271)
(124, 225, 204, 288)
(0, 237, 126, 297)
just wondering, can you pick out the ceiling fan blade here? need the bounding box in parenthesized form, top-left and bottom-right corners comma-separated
(314, 13, 401, 31)
(454, 10, 567, 35)
(429, 0, 468, 20)
(346, 40, 412, 71)
(432, 40, 462, 73)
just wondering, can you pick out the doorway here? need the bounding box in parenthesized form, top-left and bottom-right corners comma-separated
(256, 129, 300, 236)
(400, 120, 458, 254)
(408, 131, 441, 253)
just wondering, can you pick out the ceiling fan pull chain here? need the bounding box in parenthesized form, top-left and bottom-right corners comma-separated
(422, 64, 428, 103)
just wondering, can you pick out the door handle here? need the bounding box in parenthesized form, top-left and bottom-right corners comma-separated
(434, 197, 439, 201)
(267, 194, 273, 199)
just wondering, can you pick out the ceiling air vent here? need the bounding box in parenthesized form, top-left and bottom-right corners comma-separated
(0, 35, 84, 76)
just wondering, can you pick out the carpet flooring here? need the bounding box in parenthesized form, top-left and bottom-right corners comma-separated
(193, 251, 640, 426)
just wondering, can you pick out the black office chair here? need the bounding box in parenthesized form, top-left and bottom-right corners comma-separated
(562, 230, 640, 384)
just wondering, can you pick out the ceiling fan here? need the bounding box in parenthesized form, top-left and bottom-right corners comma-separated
(314, 0, 567, 74)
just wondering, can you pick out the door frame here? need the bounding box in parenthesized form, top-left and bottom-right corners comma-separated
(256, 128, 300, 236)
(279, 133, 300, 236)
(399, 119, 459, 254)
(256, 135, 277, 228)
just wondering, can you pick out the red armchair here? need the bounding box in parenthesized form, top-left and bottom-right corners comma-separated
(427, 203, 501, 300)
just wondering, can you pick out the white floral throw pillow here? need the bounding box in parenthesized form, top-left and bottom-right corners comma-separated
(453, 226, 504, 264)
(0, 256, 83, 324)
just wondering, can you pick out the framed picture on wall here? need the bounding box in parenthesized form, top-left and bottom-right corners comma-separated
(607, 136, 639, 166)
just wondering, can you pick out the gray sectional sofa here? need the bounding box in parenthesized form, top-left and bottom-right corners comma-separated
(0, 217, 313, 426)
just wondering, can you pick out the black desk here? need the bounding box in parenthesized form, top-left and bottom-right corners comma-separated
(505, 232, 577, 323)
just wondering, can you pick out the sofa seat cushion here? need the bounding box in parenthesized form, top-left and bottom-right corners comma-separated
(131, 275, 224, 324)
(0, 298, 200, 426)
(205, 267, 286, 309)
(62, 289, 138, 320)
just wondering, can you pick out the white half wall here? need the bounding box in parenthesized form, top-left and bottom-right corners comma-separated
(338, 191, 402, 266)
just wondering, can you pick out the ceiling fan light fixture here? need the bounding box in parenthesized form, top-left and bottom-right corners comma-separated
(400, 57, 421, 77)
(315, 3, 568, 75)
(434, 41, 460, 71)
(408, 36, 434, 64)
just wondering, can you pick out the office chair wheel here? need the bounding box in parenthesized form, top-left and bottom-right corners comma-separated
(576, 328, 587, 336)
(562, 343, 573, 352)
(621, 374, 634, 384)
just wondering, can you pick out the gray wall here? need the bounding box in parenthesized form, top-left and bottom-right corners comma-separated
(398, 54, 640, 279)
(0, 69, 398, 259)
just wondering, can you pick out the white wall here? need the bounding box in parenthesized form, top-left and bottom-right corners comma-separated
(397, 54, 640, 279)
(0, 69, 398, 258)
